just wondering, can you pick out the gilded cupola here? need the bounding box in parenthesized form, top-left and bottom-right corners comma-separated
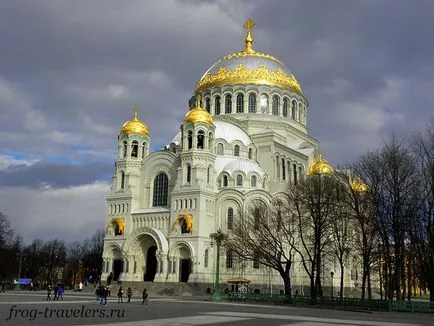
(120, 107, 150, 136)
(196, 19, 303, 96)
(307, 155, 334, 176)
(184, 95, 214, 125)
(351, 179, 369, 192)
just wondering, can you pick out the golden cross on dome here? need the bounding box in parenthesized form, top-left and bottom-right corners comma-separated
(243, 18, 255, 32)
(133, 106, 138, 119)
(243, 18, 256, 53)
(195, 93, 202, 108)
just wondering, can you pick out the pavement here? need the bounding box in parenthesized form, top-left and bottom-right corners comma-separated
(0, 290, 432, 326)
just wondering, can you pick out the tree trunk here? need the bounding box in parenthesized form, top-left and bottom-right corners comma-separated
(340, 264, 344, 301)
(283, 275, 292, 296)
(367, 264, 372, 299)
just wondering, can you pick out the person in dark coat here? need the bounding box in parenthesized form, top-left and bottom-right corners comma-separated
(117, 286, 124, 303)
(46, 285, 52, 301)
(142, 288, 149, 305)
(53, 285, 58, 301)
(127, 287, 132, 303)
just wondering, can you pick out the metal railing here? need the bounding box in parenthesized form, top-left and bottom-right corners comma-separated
(224, 293, 434, 312)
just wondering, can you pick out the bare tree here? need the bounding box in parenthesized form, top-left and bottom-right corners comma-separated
(356, 138, 419, 300)
(284, 174, 337, 299)
(41, 239, 66, 285)
(0, 212, 13, 250)
(410, 119, 434, 301)
(225, 200, 295, 296)
(328, 175, 353, 300)
(66, 241, 85, 287)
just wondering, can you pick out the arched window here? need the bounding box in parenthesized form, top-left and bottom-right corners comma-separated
(122, 141, 127, 158)
(253, 207, 260, 230)
(186, 164, 191, 183)
(208, 132, 213, 149)
(226, 250, 233, 268)
(225, 95, 232, 114)
(152, 173, 168, 207)
(180, 216, 189, 233)
(253, 252, 260, 269)
(260, 94, 268, 113)
(291, 100, 297, 119)
(298, 103, 302, 122)
(207, 166, 210, 184)
(197, 130, 204, 149)
(248, 148, 253, 159)
(272, 95, 279, 115)
(216, 143, 224, 155)
(283, 98, 288, 117)
(187, 131, 193, 149)
(131, 140, 138, 157)
(236, 94, 244, 113)
(236, 174, 243, 186)
(234, 145, 240, 157)
(205, 98, 211, 113)
(120, 171, 125, 189)
(223, 175, 228, 187)
(142, 142, 147, 158)
(248, 93, 256, 113)
(215, 96, 221, 115)
(227, 207, 234, 230)
(293, 163, 297, 185)
(251, 175, 257, 187)
(204, 249, 209, 268)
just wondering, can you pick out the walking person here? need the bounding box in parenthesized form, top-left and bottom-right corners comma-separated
(57, 286, 63, 300)
(117, 286, 124, 303)
(100, 286, 108, 306)
(142, 288, 149, 305)
(46, 285, 52, 301)
(53, 285, 58, 301)
(127, 287, 132, 303)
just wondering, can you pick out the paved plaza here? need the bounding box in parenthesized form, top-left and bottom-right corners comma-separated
(0, 291, 432, 326)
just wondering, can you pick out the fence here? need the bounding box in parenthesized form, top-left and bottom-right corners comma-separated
(225, 293, 434, 313)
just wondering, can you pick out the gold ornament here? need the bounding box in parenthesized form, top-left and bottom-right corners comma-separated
(172, 214, 193, 232)
(120, 106, 150, 136)
(184, 94, 214, 125)
(307, 155, 334, 176)
(196, 64, 302, 95)
(351, 180, 369, 192)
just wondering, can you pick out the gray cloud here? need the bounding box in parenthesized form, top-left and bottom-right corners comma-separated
(0, 161, 112, 188)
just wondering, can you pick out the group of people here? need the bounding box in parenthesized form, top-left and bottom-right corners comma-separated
(96, 285, 148, 305)
(46, 284, 64, 301)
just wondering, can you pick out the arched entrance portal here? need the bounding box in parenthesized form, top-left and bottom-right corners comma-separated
(179, 247, 191, 283)
(111, 247, 123, 281)
(144, 245, 157, 282)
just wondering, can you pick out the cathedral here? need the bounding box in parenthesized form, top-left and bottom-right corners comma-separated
(101, 20, 337, 293)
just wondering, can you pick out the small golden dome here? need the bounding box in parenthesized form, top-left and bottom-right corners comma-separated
(120, 107, 149, 136)
(184, 95, 213, 125)
(351, 180, 369, 192)
(307, 155, 334, 176)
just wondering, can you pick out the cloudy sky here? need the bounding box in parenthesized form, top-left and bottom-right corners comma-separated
(1, 0, 433, 244)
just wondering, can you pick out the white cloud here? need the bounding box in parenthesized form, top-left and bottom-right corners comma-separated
(0, 181, 110, 243)
(0, 155, 39, 170)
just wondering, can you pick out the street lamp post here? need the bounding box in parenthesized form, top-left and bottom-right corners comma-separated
(210, 229, 227, 302)
(330, 271, 334, 301)
(15, 253, 26, 291)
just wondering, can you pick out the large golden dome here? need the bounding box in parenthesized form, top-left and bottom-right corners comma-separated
(184, 95, 213, 125)
(120, 107, 150, 136)
(196, 19, 303, 95)
(307, 155, 334, 176)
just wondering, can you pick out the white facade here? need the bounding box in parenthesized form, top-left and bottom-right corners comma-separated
(101, 23, 357, 294)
